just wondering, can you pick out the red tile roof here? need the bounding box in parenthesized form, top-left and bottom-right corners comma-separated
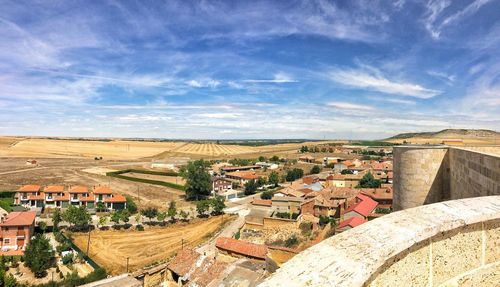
(79, 193, 96, 202)
(226, 171, 260, 180)
(104, 194, 127, 203)
(215, 237, 268, 260)
(17, 185, 40, 192)
(93, 186, 113, 194)
(360, 188, 393, 201)
(167, 248, 201, 276)
(44, 185, 64, 193)
(252, 199, 272, 207)
(0, 211, 36, 226)
(344, 194, 378, 217)
(53, 192, 70, 201)
(338, 216, 367, 229)
(69, 186, 88, 193)
(29, 192, 45, 200)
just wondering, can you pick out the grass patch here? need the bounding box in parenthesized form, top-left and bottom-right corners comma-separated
(0, 192, 15, 212)
(106, 169, 184, 190)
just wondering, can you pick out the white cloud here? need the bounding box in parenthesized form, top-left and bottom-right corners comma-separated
(427, 70, 455, 84)
(244, 72, 297, 84)
(327, 102, 375, 111)
(330, 67, 441, 98)
(198, 113, 243, 119)
(423, 0, 493, 39)
(186, 78, 220, 88)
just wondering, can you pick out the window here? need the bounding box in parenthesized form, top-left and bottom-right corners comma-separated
(4, 239, 10, 244)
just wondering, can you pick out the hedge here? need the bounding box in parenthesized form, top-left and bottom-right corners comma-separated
(106, 169, 185, 191)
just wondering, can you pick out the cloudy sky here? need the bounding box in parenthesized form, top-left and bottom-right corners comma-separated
(0, 0, 499, 139)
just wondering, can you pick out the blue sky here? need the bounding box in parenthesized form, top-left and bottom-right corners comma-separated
(0, 0, 499, 139)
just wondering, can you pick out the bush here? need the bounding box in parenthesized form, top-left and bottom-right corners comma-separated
(310, 165, 321, 174)
(54, 232, 65, 243)
(260, 190, 273, 200)
(62, 253, 74, 265)
(125, 196, 137, 214)
(285, 235, 298, 248)
(319, 215, 330, 226)
(299, 222, 313, 235)
(56, 242, 71, 255)
(136, 225, 144, 231)
(291, 213, 299, 220)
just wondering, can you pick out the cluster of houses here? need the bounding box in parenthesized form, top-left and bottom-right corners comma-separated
(243, 159, 394, 233)
(15, 184, 127, 211)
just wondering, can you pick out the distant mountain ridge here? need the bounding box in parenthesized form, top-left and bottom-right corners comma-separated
(388, 129, 500, 140)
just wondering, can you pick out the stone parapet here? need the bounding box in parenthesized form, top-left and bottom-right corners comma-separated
(258, 196, 500, 287)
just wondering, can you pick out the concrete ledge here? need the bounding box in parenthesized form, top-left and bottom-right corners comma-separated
(259, 196, 500, 287)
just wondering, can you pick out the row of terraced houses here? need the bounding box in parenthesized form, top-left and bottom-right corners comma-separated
(15, 185, 127, 210)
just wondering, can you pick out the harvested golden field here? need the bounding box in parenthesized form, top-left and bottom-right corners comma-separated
(72, 216, 234, 275)
(0, 138, 184, 159)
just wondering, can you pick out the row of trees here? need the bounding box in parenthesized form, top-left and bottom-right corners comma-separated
(243, 171, 280, 195)
(195, 196, 226, 217)
(300, 146, 335, 153)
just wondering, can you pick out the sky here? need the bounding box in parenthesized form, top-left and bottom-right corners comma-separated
(0, 0, 499, 139)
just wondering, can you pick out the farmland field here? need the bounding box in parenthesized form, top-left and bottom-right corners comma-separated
(0, 138, 184, 159)
(72, 215, 235, 274)
(122, 172, 186, 186)
(0, 137, 337, 160)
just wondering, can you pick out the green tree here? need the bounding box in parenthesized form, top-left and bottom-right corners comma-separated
(260, 190, 273, 200)
(120, 209, 130, 224)
(110, 211, 121, 225)
(157, 211, 167, 223)
(52, 208, 62, 230)
(270, 155, 279, 162)
(167, 201, 177, 220)
(3, 274, 16, 287)
(244, 179, 258, 195)
(179, 210, 189, 221)
(268, 171, 279, 187)
(210, 196, 225, 215)
(141, 207, 159, 222)
(125, 196, 137, 214)
(310, 165, 321, 174)
(257, 177, 267, 187)
(98, 216, 108, 227)
(25, 234, 54, 278)
(181, 159, 212, 200)
(96, 202, 106, 212)
(134, 213, 142, 224)
(196, 200, 209, 217)
(357, 172, 381, 188)
(63, 206, 91, 228)
(38, 221, 47, 234)
(286, 168, 304, 182)
(258, 156, 266, 162)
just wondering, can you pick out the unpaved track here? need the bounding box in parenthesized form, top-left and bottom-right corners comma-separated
(72, 215, 235, 275)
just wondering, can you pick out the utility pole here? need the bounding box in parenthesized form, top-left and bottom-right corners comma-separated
(86, 230, 91, 255)
(181, 238, 184, 250)
(126, 257, 130, 273)
(137, 187, 140, 204)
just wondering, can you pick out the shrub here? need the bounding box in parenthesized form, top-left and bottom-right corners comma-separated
(319, 215, 330, 226)
(54, 232, 65, 243)
(299, 222, 313, 235)
(62, 253, 74, 265)
(260, 190, 273, 200)
(136, 224, 144, 231)
(291, 213, 299, 220)
(285, 235, 298, 248)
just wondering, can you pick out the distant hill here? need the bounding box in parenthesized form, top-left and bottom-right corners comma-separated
(388, 129, 500, 140)
(386, 129, 500, 145)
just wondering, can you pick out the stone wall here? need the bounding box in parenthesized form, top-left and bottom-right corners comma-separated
(393, 146, 449, 210)
(394, 145, 500, 211)
(258, 196, 500, 287)
(449, 147, 500, 199)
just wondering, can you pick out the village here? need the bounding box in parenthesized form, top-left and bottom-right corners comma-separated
(0, 141, 394, 287)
